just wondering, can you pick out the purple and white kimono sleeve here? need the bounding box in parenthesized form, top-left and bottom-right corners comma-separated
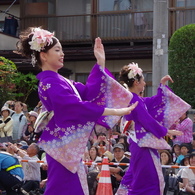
(36, 64, 132, 173)
(144, 84, 191, 129)
(128, 84, 191, 150)
(74, 64, 132, 128)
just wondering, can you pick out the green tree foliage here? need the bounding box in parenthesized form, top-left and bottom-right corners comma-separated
(13, 72, 38, 103)
(0, 56, 38, 108)
(168, 24, 195, 108)
(0, 57, 17, 107)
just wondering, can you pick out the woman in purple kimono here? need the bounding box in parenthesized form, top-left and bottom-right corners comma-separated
(16, 27, 138, 195)
(116, 63, 191, 195)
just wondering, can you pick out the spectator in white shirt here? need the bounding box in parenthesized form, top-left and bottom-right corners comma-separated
(10, 142, 41, 194)
(0, 106, 13, 138)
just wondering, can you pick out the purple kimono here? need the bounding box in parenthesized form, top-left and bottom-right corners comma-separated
(36, 64, 132, 195)
(117, 84, 191, 195)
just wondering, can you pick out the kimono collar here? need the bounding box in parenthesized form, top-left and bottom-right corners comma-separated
(37, 70, 60, 80)
(37, 70, 81, 100)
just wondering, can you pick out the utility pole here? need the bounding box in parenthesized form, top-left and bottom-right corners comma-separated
(152, 0, 169, 95)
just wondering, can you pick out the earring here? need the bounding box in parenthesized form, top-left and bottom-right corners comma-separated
(31, 52, 37, 67)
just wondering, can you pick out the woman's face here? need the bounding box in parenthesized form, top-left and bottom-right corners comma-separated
(160, 152, 169, 165)
(89, 147, 97, 156)
(190, 156, 195, 166)
(184, 158, 190, 166)
(98, 135, 106, 141)
(41, 41, 64, 71)
(29, 115, 37, 122)
(1, 110, 9, 118)
(174, 145, 181, 154)
(137, 77, 146, 93)
(181, 147, 188, 155)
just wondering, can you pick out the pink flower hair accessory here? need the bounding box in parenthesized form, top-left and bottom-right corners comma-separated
(28, 28, 54, 52)
(127, 62, 143, 79)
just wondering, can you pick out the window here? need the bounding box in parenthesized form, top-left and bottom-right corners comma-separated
(98, 0, 153, 12)
(186, 0, 195, 7)
(56, 0, 91, 15)
(143, 72, 152, 97)
(176, 0, 195, 7)
(98, 0, 131, 12)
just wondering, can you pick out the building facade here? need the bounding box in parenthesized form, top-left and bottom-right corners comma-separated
(0, 0, 195, 97)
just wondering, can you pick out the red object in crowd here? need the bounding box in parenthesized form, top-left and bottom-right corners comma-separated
(123, 120, 132, 134)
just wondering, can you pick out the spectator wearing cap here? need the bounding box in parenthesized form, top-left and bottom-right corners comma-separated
(17, 140, 28, 148)
(172, 141, 181, 164)
(0, 106, 13, 138)
(24, 111, 39, 144)
(109, 143, 129, 193)
(27, 111, 38, 121)
(10, 142, 41, 194)
(175, 144, 189, 165)
(15, 141, 29, 161)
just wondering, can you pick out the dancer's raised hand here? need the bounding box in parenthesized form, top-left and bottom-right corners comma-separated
(94, 37, 105, 69)
(160, 75, 174, 85)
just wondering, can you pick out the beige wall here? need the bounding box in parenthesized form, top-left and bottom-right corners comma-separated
(0, 33, 19, 50)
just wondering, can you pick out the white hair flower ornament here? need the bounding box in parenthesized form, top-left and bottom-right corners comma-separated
(28, 28, 54, 52)
(127, 62, 143, 79)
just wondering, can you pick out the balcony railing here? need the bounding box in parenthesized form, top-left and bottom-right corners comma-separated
(19, 8, 195, 43)
(169, 7, 195, 33)
(20, 11, 153, 43)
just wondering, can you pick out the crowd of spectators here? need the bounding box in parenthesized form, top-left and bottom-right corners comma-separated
(0, 99, 194, 195)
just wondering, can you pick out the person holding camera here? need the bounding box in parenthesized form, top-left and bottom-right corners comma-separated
(93, 132, 113, 154)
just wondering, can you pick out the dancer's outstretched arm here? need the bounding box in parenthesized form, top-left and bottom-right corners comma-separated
(103, 101, 138, 116)
(166, 129, 183, 139)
